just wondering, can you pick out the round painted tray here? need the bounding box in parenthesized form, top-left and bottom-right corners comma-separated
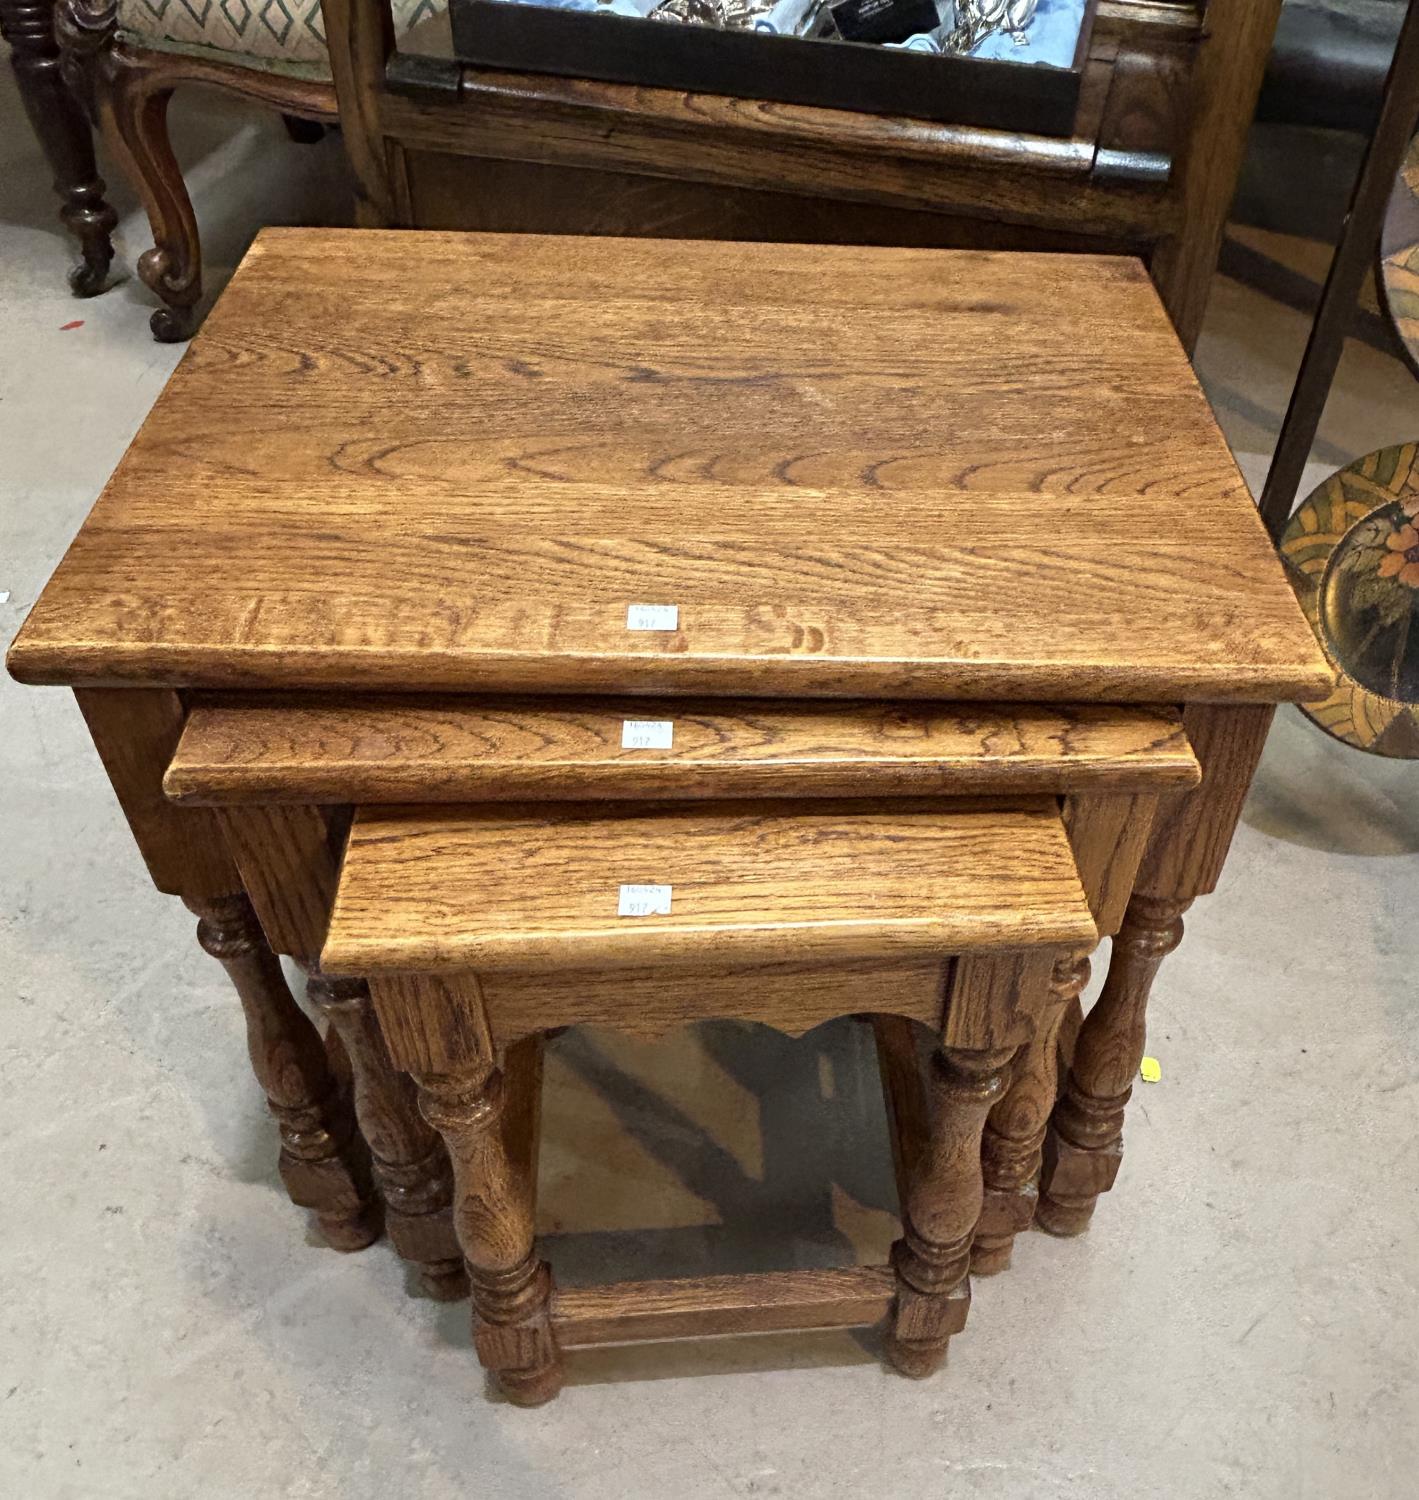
(1279, 443, 1419, 756)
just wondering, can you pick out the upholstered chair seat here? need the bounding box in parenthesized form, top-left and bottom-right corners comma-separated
(116, 0, 446, 74)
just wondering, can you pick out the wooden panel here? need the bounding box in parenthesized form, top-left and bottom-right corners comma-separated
(9, 231, 1329, 707)
(366, 970, 496, 1075)
(165, 696, 1201, 805)
(399, 148, 1146, 250)
(380, 66, 1165, 238)
(1134, 702, 1277, 901)
(553, 1266, 896, 1346)
(72, 688, 239, 900)
(480, 956, 948, 1047)
(872, 1012, 933, 1211)
(215, 804, 337, 961)
(1062, 790, 1159, 936)
(944, 946, 1057, 1050)
(321, 798, 1097, 975)
(1150, 0, 1284, 348)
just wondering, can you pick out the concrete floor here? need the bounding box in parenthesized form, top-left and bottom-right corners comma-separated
(1, 81, 1417, 1500)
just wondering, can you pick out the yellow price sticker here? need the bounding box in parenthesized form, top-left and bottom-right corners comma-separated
(1139, 1056, 1162, 1084)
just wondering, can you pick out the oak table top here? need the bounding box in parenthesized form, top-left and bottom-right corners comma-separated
(323, 799, 1097, 975)
(165, 697, 1202, 805)
(8, 229, 1328, 704)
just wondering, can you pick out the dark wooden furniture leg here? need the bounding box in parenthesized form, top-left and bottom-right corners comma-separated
(57, 0, 198, 340)
(100, 51, 199, 342)
(416, 1060, 563, 1406)
(306, 973, 467, 1298)
(185, 892, 380, 1250)
(1258, 0, 1419, 539)
(973, 948, 1093, 1273)
(1039, 704, 1276, 1233)
(1148, 0, 1284, 351)
(1035, 903, 1185, 1235)
(1, 0, 116, 293)
(72, 688, 381, 1249)
(57, 0, 336, 341)
(885, 1043, 1015, 1378)
(211, 803, 468, 1294)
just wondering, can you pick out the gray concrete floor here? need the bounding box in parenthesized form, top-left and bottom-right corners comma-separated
(1, 80, 1417, 1500)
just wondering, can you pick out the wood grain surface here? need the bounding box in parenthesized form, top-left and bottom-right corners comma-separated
(477, 956, 951, 1047)
(321, 798, 1097, 975)
(553, 1267, 896, 1347)
(945, 946, 1056, 1051)
(1061, 789, 1158, 936)
(74, 688, 239, 900)
(165, 695, 1201, 805)
(1147, 0, 1284, 348)
(1133, 703, 1276, 901)
(8, 229, 1328, 705)
(216, 803, 337, 961)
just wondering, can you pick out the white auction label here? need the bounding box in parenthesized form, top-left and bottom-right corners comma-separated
(625, 603, 679, 631)
(618, 884, 672, 917)
(621, 719, 674, 750)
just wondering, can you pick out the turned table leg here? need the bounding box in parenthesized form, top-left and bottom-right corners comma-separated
(0, 0, 116, 293)
(417, 1063, 563, 1406)
(885, 1044, 1015, 1378)
(306, 974, 466, 1300)
(972, 948, 1093, 1275)
(185, 893, 379, 1251)
(1037, 896, 1188, 1235)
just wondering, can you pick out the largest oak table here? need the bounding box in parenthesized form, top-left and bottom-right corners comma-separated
(8, 229, 1328, 1265)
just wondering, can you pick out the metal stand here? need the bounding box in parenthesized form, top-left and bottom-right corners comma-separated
(1258, 0, 1419, 542)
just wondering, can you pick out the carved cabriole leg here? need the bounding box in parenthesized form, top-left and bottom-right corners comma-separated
(185, 892, 379, 1250)
(99, 47, 199, 342)
(1, 0, 116, 293)
(306, 973, 466, 1300)
(59, 0, 198, 340)
(1037, 896, 1188, 1236)
(885, 1044, 1014, 1379)
(972, 948, 1093, 1275)
(416, 1063, 563, 1406)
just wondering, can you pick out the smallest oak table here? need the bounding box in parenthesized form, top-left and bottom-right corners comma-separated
(8, 231, 1328, 1382)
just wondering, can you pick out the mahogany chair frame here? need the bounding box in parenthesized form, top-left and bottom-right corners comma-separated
(56, 0, 339, 340)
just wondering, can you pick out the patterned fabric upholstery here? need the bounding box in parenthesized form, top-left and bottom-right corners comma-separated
(116, 0, 447, 68)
